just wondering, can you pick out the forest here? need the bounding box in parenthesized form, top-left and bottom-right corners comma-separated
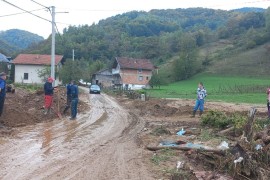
(3, 7, 270, 83)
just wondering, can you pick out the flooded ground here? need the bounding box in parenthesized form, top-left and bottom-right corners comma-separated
(0, 91, 154, 180)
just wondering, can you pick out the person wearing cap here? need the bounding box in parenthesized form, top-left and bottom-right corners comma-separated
(0, 72, 7, 118)
(43, 77, 56, 115)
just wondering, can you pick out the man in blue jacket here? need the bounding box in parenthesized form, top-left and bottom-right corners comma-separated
(0, 72, 7, 118)
(69, 80, 79, 120)
(63, 81, 72, 114)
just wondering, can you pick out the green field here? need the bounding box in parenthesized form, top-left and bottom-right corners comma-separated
(147, 74, 270, 104)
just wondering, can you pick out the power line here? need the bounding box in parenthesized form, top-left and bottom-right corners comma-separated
(30, 0, 49, 10)
(1, 0, 51, 22)
(0, 8, 46, 18)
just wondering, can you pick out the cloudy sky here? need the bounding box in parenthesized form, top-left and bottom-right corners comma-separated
(0, 0, 269, 38)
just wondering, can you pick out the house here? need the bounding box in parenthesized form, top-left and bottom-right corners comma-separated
(112, 57, 155, 90)
(12, 54, 64, 85)
(91, 68, 116, 87)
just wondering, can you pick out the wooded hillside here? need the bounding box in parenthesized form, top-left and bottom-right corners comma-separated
(0, 29, 44, 55)
(9, 7, 270, 82)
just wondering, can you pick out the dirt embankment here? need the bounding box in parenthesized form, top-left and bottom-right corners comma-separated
(0, 87, 89, 128)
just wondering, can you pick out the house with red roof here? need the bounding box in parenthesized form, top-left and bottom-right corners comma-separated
(111, 57, 156, 90)
(12, 54, 64, 84)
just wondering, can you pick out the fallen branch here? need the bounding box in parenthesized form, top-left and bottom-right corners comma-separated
(218, 126, 234, 135)
(146, 145, 225, 155)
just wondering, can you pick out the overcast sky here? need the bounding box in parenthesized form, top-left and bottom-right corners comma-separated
(0, 0, 269, 38)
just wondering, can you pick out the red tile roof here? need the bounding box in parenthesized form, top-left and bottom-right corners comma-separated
(12, 54, 63, 65)
(115, 57, 154, 70)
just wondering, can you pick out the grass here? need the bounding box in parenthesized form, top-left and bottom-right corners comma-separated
(151, 148, 176, 165)
(14, 83, 42, 93)
(147, 73, 270, 104)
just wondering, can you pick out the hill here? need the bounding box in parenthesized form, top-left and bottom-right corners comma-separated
(0, 39, 16, 55)
(206, 42, 270, 77)
(0, 29, 44, 55)
(26, 8, 234, 59)
(232, 7, 266, 13)
(23, 7, 270, 82)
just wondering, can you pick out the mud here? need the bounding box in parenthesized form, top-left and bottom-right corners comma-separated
(0, 88, 268, 179)
(1, 87, 89, 127)
(0, 88, 154, 180)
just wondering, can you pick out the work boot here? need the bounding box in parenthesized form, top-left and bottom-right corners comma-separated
(44, 108, 48, 115)
(190, 110, 196, 118)
(199, 111, 203, 117)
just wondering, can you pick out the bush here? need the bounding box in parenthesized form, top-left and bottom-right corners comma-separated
(201, 110, 248, 130)
(14, 83, 42, 93)
(201, 110, 231, 128)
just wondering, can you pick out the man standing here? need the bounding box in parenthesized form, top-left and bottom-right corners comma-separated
(70, 80, 79, 120)
(191, 82, 207, 117)
(44, 77, 56, 115)
(0, 72, 7, 118)
(63, 81, 72, 114)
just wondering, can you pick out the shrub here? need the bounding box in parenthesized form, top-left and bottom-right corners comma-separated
(201, 110, 248, 130)
(201, 110, 231, 128)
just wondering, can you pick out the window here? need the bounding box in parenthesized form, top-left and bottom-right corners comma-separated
(24, 73, 28, 80)
(138, 69, 142, 73)
(138, 76, 143, 81)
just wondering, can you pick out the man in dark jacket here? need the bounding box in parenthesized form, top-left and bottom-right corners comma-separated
(70, 80, 79, 120)
(63, 81, 72, 114)
(44, 77, 56, 115)
(0, 72, 7, 118)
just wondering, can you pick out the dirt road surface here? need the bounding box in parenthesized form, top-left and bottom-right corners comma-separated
(0, 90, 154, 180)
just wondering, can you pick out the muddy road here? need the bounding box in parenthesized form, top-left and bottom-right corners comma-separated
(0, 91, 154, 180)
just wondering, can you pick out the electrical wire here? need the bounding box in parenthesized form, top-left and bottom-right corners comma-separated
(0, 8, 46, 17)
(27, 1, 69, 39)
(30, 0, 49, 10)
(1, 0, 51, 22)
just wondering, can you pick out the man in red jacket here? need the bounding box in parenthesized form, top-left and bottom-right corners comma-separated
(44, 77, 57, 115)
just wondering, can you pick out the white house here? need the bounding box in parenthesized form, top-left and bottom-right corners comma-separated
(12, 54, 64, 85)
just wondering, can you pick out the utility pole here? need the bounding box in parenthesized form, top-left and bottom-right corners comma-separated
(51, 6, 56, 85)
(72, 49, 75, 61)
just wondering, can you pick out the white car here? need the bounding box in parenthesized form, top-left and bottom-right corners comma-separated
(79, 79, 91, 86)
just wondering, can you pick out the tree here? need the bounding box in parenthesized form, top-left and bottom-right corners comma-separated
(89, 60, 106, 76)
(37, 66, 50, 82)
(172, 34, 199, 80)
(265, 7, 270, 32)
(59, 59, 85, 84)
(149, 71, 162, 89)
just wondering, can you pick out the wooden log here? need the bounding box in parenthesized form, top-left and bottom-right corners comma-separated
(218, 126, 234, 135)
(146, 145, 225, 155)
(244, 107, 257, 142)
